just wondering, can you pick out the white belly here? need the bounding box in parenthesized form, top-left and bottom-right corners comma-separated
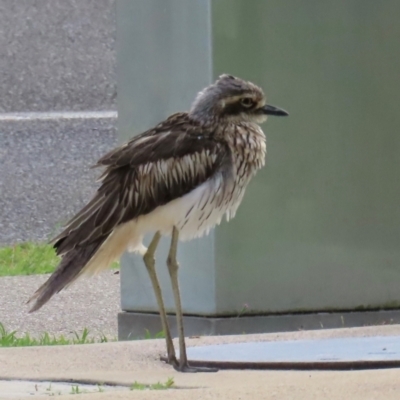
(126, 172, 248, 252)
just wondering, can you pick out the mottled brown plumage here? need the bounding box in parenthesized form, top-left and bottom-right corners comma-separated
(28, 74, 288, 372)
(53, 113, 228, 255)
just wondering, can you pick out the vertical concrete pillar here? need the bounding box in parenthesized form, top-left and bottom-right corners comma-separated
(117, 0, 217, 339)
(118, 0, 400, 340)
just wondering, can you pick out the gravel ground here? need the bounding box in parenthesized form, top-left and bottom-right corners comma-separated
(0, 270, 120, 339)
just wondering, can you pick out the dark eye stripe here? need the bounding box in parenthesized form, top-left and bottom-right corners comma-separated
(222, 101, 256, 116)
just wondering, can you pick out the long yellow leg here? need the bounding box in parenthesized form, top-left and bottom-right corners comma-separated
(143, 231, 177, 367)
(166, 226, 218, 373)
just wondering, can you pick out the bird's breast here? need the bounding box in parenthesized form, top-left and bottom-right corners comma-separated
(227, 122, 267, 179)
(128, 123, 266, 245)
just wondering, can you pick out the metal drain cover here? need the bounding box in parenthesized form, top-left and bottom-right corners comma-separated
(184, 336, 400, 370)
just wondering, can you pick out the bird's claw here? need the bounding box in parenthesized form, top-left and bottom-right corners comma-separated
(173, 363, 219, 373)
(161, 355, 218, 373)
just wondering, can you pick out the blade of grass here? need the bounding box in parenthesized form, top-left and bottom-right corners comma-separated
(0, 322, 115, 347)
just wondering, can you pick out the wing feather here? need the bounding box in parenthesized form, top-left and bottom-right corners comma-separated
(52, 113, 230, 256)
(30, 113, 230, 312)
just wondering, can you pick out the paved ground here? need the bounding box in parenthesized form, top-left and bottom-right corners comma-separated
(1, 325, 400, 399)
(0, 271, 120, 339)
(0, 0, 116, 113)
(2, 273, 400, 398)
(0, 113, 117, 245)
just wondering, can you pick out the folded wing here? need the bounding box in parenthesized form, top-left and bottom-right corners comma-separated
(54, 113, 229, 256)
(28, 113, 230, 312)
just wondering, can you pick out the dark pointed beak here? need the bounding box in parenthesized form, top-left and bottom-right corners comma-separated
(262, 104, 289, 117)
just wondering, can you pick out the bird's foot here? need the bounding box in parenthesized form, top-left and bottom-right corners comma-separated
(161, 354, 218, 373)
(165, 354, 179, 367)
(173, 362, 219, 373)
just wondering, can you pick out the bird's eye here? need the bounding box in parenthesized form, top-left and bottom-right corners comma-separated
(240, 98, 254, 108)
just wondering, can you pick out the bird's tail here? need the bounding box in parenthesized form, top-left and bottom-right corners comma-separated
(28, 223, 134, 312)
(27, 239, 105, 313)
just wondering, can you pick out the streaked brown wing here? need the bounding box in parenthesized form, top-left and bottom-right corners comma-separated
(94, 113, 216, 168)
(53, 113, 230, 255)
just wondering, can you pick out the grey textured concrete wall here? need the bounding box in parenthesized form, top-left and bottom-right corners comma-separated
(0, 0, 118, 244)
(0, 0, 116, 112)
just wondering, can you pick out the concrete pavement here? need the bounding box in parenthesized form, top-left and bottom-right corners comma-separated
(1, 325, 400, 399)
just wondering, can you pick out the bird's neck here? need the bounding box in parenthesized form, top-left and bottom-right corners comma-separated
(221, 122, 267, 171)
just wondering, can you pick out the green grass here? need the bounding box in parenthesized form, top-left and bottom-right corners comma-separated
(0, 242, 119, 276)
(144, 329, 165, 339)
(0, 242, 59, 276)
(0, 323, 111, 347)
(130, 378, 175, 391)
(70, 385, 85, 394)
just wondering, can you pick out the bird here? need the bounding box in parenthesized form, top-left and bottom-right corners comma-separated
(28, 74, 288, 372)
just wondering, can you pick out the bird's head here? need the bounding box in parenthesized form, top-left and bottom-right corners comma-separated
(190, 74, 288, 125)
